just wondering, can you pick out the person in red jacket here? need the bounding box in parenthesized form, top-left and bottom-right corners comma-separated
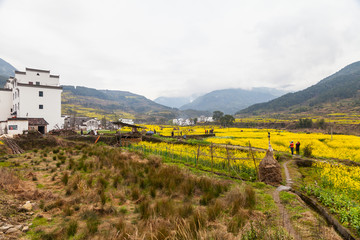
(289, 141, 294, 155)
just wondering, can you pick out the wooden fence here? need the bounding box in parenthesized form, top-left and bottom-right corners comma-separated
(124, 142, 262, 181)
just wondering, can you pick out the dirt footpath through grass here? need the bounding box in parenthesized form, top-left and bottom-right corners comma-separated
(278, 159, 343, 240)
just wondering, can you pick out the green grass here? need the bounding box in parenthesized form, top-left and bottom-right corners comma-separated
(279, 191, 296, 204)
(0, 161, 11, 167)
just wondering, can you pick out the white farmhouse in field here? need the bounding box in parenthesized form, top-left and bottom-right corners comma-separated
(84, 119, 100, 131)
(0, 68, 63, 135)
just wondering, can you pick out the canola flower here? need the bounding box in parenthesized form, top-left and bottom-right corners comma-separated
(303, 161, 360, 232)
(314, 161, 360, 198)
(142, 125, 360, 162)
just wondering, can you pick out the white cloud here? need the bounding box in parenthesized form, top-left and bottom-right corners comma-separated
(0, 0, 360, 99)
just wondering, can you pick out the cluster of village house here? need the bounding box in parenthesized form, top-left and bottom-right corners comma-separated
(0, 68, 213, 136)
(172, 116, 213, 126)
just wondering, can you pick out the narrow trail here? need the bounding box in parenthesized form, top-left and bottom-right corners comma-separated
(272, 160, 300, 240)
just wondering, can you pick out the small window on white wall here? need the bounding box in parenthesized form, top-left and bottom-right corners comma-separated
(39, 104, 43, 109)
(39, 91, 43, 97)
(36, 82, 40, 85)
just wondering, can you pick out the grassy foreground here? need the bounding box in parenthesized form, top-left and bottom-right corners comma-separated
(0, 138, 342, 239)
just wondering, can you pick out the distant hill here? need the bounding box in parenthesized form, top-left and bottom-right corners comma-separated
(154, 96, 192, 108)
(62, 86, 180, 121)
(239, 61, 360, 115)
(0, 58, 16, 87)
(179, 88, 284, 114)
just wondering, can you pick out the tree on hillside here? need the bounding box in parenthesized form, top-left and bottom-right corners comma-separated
(213, 111, 224, 121)
(297, 118, 313, 128)
(101, 117, 107, 129)
(220, 114, 235, 127)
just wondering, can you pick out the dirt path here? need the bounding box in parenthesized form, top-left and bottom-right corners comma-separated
(272, 160, 300, 240)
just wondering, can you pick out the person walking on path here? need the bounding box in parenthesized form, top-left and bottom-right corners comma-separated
(289, 141, 294, 155)
(295, 141, 300, 155)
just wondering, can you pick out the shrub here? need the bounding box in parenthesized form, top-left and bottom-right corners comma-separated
(138, 198, 152, 219)
(226, 187, 245, 215)
(155, 198, 175, 218)
(227, 212, 247, 234)
(297, 118, 313, 128)
(207, 199, 223, 221)
(61, 172, 69, 185)
(98, 176, 109, 189)
(178, 202, 193, 218)
(189, 210, 207, 235)
(131, 187, 140, 201)
(63, 205, 73, 216)
(303, 144, 313, 157)
(100, 192, 107, 206)
(244, 185, 256, 209)
(86, 217, 100, 234)
(67, 220, 78, 237)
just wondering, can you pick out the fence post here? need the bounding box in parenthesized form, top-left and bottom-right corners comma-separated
(226, 145, 230, 173)
(210, 143, 214, 173)
(249, 141, 259, 181)
(197, 146, 201, 168)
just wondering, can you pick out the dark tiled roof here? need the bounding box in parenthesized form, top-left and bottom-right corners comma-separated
(15, 70, 26, 74)
(0, 88, 11, 92)
(111, 121, 144, 128)
(17, 83, 62, 90)
(26, 68, 50, 73)
(28, 118, 49, 126)
(7, 118, 28, 121)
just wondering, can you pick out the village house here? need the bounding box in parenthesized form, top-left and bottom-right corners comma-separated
(172, 118, 194, 126)
(0, 68, 63, 136)
(118, 118, 134, 125)
(198, 116, 214, 123)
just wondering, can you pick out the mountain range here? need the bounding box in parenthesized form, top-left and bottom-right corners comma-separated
(2, 57, 360, 120)
(178, 88, 285, 114)
(0, 58, 16, 87)
(238, 61, 360, 116)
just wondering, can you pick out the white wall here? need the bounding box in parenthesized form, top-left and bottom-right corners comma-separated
(17, 85, 62, 131)
(0, 90, 12, 121)
(15, 69, 59, 86)
(7, 119, 28, 136)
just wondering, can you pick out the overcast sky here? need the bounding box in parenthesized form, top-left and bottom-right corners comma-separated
(1, 0, 360, 100)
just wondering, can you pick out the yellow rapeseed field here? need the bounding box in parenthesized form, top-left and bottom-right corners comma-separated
(314, 162, 360, 195)
(142, 125, 360, 162)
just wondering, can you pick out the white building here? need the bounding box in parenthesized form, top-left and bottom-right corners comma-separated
(172, 118, 194, 126)
(198, 116, 214, 123)
(0, 68, 63, 135)
(84, 119, 100, 131)
(119, 118, 134, 125)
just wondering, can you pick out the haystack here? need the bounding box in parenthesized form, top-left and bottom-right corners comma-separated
(258, 149, 282, 186)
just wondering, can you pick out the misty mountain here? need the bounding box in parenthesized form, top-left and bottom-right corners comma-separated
(179, 88, 284, 114)
(0, 58, 17, 87)
(154, 96, 192, 108)
(239, 61, 360, 115)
